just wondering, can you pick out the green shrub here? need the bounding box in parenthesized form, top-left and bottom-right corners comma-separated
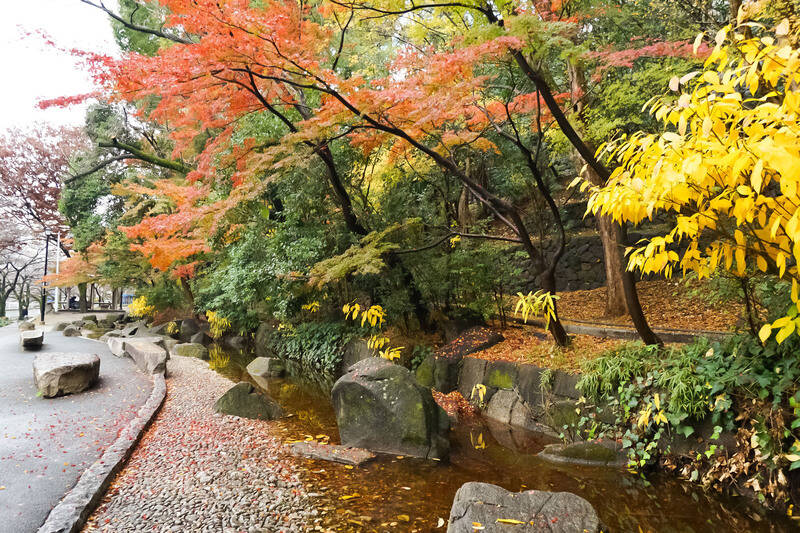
(270, 321, 359, 375)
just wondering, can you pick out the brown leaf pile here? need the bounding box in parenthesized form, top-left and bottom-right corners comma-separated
(468, 326, 623, 372)
(557, 279, 743, 332)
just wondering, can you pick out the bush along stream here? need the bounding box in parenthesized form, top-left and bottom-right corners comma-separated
(202, 339, 798, 532)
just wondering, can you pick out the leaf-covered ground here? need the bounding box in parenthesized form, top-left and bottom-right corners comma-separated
(557, 279, 743, 332)
(468, 327, 624, 372)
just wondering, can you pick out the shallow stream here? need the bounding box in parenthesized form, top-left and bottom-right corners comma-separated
(211, 347, 797, 532)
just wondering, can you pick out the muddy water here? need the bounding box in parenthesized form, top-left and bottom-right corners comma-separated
(212, 348, 797, 532)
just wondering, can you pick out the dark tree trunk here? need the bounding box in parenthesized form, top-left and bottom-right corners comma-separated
(539, 269, 570, 346)
(78, 283, 88, 312)
(618, 225, 662, 346)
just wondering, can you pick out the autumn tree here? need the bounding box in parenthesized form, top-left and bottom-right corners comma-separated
(0, 125, 87, 243)
(585, 17, 800, 342)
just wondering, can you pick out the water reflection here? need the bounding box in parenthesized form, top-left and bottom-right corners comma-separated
(208, 347, 796, 532)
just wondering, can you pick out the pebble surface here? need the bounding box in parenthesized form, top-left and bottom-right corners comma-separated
(84, 356, 319, 533)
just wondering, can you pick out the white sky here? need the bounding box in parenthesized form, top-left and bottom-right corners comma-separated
(0, 0, 120, 130)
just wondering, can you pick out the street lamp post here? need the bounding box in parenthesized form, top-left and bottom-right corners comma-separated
(40, 233, 50, 323)
(54, 232, 60, 312)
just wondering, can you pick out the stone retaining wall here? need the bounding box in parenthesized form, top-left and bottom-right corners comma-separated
(418, 354, 583, 436)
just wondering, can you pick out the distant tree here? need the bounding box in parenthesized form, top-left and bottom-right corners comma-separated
(0, 125, 88, 243)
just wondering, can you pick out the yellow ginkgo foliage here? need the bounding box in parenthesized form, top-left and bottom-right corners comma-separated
(583, 20, 800, 344)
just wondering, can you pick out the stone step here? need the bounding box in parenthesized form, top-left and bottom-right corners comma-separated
(288, 441, 376, 466)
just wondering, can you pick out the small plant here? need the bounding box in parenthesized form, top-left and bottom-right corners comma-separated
(206, 310, 231, 339)
(342, 302, 402, 362)
(514, 290, 558, 329)
(166, 321, 179, 335)
(410, 345, 434, 371)
(471, 383, 488, 408)
(128, 296, 155, 319)
(301, 301, 320, 313)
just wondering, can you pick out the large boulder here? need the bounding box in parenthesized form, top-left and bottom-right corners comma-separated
(20, 329, 44, 349)
(446, 482, 602, 533)
(246, 356, 285, 387)
(54, 322, 69, 332)
(331, 358, 450, 460)
(179, 318, 201, 342)
(190, 331, 213, 346)
(254, 322, 275, 357)
(213, 382, 284, 420)
(99, 330, 125, 343)
(339, 338, 373, 376)
(118, 321, 145, 337)
(171, 342, 208, 360)
(62, 325, 81, 337)
(124, 340, 168, 374)
(107, 337, 127, 357)
(18, 319, 36, 331)
(82, 314, 97, 323)
(105, 312, 125, 323)
(33, 353, 101, 398)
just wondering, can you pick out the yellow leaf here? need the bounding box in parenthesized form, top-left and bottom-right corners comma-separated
(758, 324, 772, 343)
(693, 32, 704, 54)
(496, 518, 526, 524)
(776, 321, 796, 344)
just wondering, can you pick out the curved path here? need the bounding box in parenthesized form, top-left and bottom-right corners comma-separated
(0, 323, 152, 532)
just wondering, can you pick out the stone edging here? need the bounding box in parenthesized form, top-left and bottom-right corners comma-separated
(37, 371, 167, 533)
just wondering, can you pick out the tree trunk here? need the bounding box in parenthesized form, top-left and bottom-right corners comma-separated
(596, 214, 628, 316)
(78, 283, 88, 312)
(539, 269, 570, 346)
(618, 224, 662, 345)
(179, 277, 195, 309)
(0, 297, 5, 318)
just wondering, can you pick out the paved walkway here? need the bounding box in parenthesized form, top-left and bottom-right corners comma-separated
(84, 356, 315, 533)
(0, 322, 152, 532)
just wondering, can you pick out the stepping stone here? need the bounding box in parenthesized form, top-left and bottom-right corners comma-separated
(289, 441, 376, 466)
(21, 328, 44, 346)
(537, 441, 627, 468)
(170, 342, 208, 360)
(124, 340, 168, 374)
(62, 325, 81, 337)
(20, 329, 44, 349)
(107, 337, 128, 357)
(446, 482, 602, 532)
(18, 319, 36, 331)
(33, 352, 100, 398)
(246, 356, 285, 385)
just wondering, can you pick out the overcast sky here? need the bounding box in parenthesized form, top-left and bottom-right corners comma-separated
(0, 1, 119, 131)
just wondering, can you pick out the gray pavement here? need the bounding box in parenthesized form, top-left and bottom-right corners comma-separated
(0, 322, 152, 532)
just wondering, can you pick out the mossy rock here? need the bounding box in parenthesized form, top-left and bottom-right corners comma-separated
(82, 314, 97, 323)
(54, 322, 69, 332)
(171, 342, 209, 360)
(538, 441, 626, 467)
(332, 358, 449, 460)
(545, 399, 581, 431)
(415, 355, 435, 388)
(483, 361, 518, 390)
(213, 382, 284, 420)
